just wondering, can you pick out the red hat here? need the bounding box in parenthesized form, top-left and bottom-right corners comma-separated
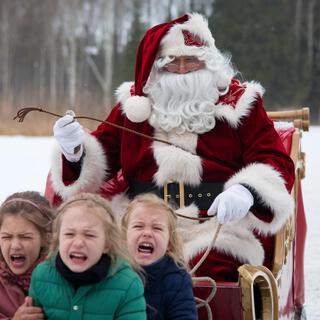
(122, 13, 216, 123)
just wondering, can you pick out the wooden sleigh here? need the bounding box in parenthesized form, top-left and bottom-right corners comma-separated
(193, 107, 309, 320)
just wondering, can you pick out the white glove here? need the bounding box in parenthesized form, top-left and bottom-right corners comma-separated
(53, 111, 84, 162)
(208, 184, 254, 224)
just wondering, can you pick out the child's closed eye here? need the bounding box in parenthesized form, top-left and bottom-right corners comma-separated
(0, 235, 12, 240)
(153, 226, 164, 231)
(20, 235, 33, 240)
(132, 224, 143, 229)
(64, 232, 74, 237)
(85, 234, 96, 238)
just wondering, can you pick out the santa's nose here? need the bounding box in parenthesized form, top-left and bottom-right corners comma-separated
(176, 63, 191, 74)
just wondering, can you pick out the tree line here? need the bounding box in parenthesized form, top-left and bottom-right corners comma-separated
(0, 0, 319, 123)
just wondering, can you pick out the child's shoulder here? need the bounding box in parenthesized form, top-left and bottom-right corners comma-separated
(32, 257, 57, 279)
(112, 258, 139, 280)
(158, 256, 191, 284)
(110, 259, 143, 286)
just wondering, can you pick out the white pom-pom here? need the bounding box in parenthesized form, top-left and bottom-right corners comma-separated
(123, 96, 151, 123)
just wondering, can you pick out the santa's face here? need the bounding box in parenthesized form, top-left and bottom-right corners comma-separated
(162, 55, 205, 74)
(141, 46, 234, 133)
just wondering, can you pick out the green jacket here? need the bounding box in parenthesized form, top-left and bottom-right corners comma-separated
(29, 258, 146, 320)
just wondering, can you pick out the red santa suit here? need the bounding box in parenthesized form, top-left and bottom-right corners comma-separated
(50, 13, 295, 283)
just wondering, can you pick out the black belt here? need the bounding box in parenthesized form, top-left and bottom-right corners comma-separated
(127, 181, 223, 210)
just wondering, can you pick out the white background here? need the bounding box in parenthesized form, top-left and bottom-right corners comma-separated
(0, 127, 319, 319)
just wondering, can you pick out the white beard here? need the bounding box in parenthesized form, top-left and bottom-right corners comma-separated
(145, 69, 222, 134)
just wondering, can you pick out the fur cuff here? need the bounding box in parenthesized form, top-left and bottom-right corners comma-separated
(50, 133, 107, 200)
(225, 163, 294, 235)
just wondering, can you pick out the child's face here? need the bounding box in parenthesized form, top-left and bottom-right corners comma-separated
(126, 205, 170, 266)
(0, 215, 42, 275)
(59, 205, 109, 272)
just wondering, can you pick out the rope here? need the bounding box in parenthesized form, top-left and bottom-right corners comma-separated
(190, 224, 222, 320)
(190, 224, 222, 275)
(13, 107, 172, 146)
(13, 107, 234, 169)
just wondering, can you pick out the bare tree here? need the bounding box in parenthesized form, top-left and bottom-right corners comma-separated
(307, 0, 316, 68)
(0, 0, 13, 115)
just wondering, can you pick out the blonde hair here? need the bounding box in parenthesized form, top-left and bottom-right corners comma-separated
(49, 193, 137, 270)
(0, 191, 54, 260)
(121, 193, 186, 268)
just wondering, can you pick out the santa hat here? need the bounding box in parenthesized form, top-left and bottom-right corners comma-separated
(122, 13, 217, 123)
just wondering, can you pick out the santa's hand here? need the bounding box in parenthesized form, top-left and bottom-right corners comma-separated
(13, 296, 44, 320)
(208, 184, 254, 224)
(53, 110, 84, 162)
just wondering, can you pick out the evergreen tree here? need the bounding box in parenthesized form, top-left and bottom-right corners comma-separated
(209, 1, 299, 110)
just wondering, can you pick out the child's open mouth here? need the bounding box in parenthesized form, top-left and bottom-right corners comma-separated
(10, 254, 26, 267)
(70, 253, 87, 262)
(138, 243, 154, 254)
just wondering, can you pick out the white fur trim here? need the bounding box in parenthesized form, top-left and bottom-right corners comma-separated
(178, 213, 264, 265)
(115, 81, 133, 105)
(152, 131, 202, 186)
(123, 95, 151, 123)
(214, 81, 265, 128)
(109, 192, 130, 224)
(225, 163, 294, 235)
(50, 133, 107, 200)
(160, 13, 215, 57)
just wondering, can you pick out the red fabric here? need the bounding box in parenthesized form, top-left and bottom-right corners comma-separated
(276, 127, 295, 154)
(294, 182, 307, 306)
(56, 80, 295, 283)
(133, 14, 189, 96)
(190, 250, 241, 282)
(182, 30, 205, 47)
(218, 78, 246, 106)
(89, 84, 294, 191)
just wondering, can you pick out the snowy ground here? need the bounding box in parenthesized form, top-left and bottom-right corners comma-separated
(300, 126, 320, 319)
(0, 127, 319, 319)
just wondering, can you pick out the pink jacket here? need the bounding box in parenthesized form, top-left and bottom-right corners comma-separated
(0, 276, 25, 319)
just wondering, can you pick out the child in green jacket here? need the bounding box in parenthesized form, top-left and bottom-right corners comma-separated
(29, 193, 146, 320)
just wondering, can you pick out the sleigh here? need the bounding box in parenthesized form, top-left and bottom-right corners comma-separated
(192, 107, 309, 320)
(44, 107, 309, 320)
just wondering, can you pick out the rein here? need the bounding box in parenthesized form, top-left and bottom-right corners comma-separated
(13, 107, 234, 169)
(14, 107, 173, 147)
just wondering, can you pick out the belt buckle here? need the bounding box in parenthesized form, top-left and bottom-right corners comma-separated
(163, 181, 185, 208)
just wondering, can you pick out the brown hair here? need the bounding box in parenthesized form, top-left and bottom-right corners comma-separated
(121, 193, 186, 268)
(49, 192, 137, 270)
(0, 191, 54, 259)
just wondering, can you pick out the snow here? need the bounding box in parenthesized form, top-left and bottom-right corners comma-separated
(301, 126, 320, 319)
(0, 127, 319, 318)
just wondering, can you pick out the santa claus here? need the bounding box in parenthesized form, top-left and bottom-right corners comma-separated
(50, 13, 295, 283)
